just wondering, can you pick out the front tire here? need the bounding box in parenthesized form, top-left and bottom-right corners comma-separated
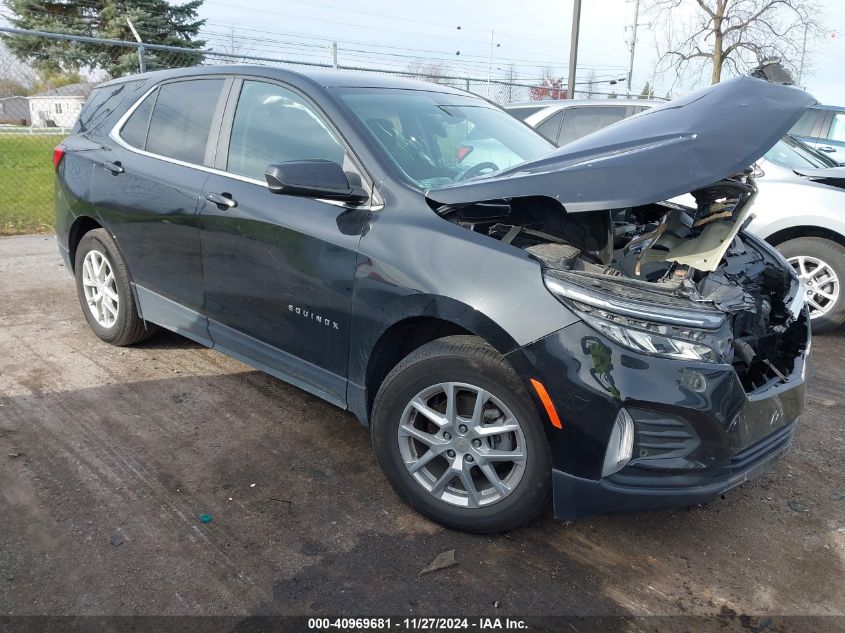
(777, 237, 845, 334)
(371, 336, 551, 533)
(74, 228, 157, 346)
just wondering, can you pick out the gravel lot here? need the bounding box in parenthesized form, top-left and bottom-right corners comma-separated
(0, 234, 843, 620)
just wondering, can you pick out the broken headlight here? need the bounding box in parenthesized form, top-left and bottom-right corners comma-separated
(544, 272, 730, 363)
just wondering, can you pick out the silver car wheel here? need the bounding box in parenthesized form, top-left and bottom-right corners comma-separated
(397, 382, 527, 508)
(81, 249, 119, 328)
(788, 255, 840, 318)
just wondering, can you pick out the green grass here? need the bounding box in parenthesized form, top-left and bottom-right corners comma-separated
(0, 133, 65, 235)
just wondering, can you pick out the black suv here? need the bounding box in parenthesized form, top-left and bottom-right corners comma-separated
(55, 67, 812, 532)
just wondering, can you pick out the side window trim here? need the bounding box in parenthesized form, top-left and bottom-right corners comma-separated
(818, 109, 833, 140)
(213, 76, 243, 171)
(115, 84, 158, 150)
(111, 75, 233, 168)
(535, 109, 564, 143)
(205, 77, 236, 167)
(135, 86, 159, 150)
(214, 75, 373, 193)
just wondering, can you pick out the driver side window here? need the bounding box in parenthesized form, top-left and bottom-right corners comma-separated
(227, 80, 346, 180)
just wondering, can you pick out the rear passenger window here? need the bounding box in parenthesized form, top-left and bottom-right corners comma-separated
(226, 80, 345, 181)
(145, 79, 224, 164)
(558, 106, 628, 146)
(120, 88, 156, 149)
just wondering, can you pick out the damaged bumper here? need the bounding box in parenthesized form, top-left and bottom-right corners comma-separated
(512, 314, 808, 521)
(552, 416, 797, 520)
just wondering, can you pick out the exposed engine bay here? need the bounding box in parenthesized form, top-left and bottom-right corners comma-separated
(435, 173, 809, 393)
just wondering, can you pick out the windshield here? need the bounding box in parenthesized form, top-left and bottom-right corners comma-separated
(336, 88, 553, 189)
(763, 136, 837, 169)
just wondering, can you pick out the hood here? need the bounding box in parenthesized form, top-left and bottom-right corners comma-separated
(426, 77, 816, 213)
(793, 166, 845, 190)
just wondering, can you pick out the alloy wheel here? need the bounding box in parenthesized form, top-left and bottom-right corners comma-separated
(397, 382, 527, 508)
(81, 249, 119, 328)
(788, 255, 840, 318)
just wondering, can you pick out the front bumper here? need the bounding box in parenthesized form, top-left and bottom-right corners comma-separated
(508, 318, 808, 521)
(552, 418, 796, 520)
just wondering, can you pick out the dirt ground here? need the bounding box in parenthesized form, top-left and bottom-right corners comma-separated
(0, 234, 843, 620)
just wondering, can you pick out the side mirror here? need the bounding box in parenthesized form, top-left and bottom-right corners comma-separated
(264, 160, 369, 204)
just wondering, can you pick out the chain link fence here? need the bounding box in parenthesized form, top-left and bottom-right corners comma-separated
(0, 26, 635, 235)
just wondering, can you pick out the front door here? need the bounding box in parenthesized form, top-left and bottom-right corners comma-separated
(199, 79, 370, 405)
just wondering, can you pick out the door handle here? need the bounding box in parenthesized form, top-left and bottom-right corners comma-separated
(818, 146, 836, 153)
(206, 192, 237, 209)
(103, 161, 124, 174)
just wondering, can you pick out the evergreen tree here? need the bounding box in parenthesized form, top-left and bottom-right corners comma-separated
(2, 0, 206, 77)
(638, 82, 651, 99)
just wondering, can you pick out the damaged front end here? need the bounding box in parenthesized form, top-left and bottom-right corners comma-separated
(423, 77, 814, 519)
(435, 170, 808, 395)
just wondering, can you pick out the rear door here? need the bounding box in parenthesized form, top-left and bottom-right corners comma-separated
(91, 76, 231, 344)
(198, 78, 371, 405)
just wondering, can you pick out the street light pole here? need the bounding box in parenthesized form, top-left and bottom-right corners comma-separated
(566, 0, 582, 100)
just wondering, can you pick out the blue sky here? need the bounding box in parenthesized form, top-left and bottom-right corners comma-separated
(195, 0, 845, 103)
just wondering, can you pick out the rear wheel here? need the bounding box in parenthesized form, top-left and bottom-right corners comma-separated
(777, 237, 845, 334)
(74, 229, 158, 346)
(371, 335, 551, 533)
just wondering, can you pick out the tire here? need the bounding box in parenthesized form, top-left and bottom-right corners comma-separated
(74, 228, 158, 346)
(777, 237, 845, 334)
(371, 335, 551, 533)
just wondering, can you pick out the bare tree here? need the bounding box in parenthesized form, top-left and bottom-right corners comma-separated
(503, 63, 518, 103)
(405, 61, 454, 86)
(646, 0, 824, 86)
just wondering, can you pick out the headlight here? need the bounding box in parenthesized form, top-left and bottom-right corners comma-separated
(544, 271, 730, 363)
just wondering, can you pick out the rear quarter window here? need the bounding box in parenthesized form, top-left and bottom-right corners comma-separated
(72, 80, 146, 136)
(507, 106, 548, 121)
(789, 109, 823, 137)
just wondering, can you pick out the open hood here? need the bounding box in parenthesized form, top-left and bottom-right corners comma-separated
(426, 77, 816, 213)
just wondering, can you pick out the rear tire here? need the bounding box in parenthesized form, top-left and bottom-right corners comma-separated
(371, 335, 551, 533)
(777, 237, 845, 334)
(74, 228, 158, 346)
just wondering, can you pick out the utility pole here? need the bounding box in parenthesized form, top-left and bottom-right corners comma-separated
(566, 0, 582, 100)
(126, 18, 145, 73)
(626, 0, 640, 94)
(331, 41, 338, 68)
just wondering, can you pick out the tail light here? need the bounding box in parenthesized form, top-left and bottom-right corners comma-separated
(455, 145, 473, 161)
(52, 146, 65, 169)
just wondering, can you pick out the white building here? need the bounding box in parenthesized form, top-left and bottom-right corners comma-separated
(0, 83, 94, 128)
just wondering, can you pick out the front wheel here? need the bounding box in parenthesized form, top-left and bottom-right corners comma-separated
(371, 336, 551, 533)
(777, 237, 845, 334)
